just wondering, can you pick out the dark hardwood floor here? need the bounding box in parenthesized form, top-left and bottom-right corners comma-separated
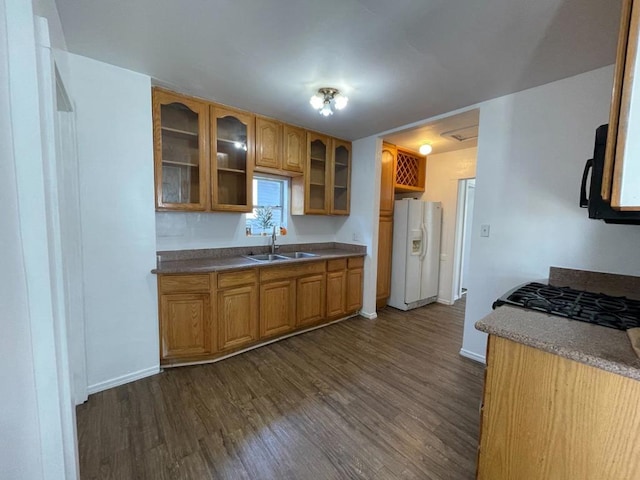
(76, 298, 484, 479)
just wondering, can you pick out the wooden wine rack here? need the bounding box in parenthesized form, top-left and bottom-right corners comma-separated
(394, 148, 426, 193)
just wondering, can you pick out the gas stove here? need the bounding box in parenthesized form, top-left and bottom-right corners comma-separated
(493, 282, 640, 330)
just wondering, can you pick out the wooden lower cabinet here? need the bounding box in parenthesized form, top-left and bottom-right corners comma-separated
(376, 215, 393, 309)
(297, 274, 326, 327)
(478, 335, 640, 479)
(326, 271, 347, 319)
(260, 280, 295, 338)
(160, 293, 212, 359)
(218, 285, 258, 351)
(346, 267, 363, 313)
(158, 256, 364, 366)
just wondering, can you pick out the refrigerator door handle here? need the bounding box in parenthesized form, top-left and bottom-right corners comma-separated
(420, 224, 428, 260)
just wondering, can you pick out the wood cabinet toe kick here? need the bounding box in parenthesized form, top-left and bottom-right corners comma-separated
(157, 256, 364, 367)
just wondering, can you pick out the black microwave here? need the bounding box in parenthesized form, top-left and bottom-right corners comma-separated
(580, 124, 640, 224)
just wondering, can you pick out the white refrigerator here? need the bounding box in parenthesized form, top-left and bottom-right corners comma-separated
(388, 199, 442, 311)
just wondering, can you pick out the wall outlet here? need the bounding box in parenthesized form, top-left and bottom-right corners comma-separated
(480, 224, 490, 237)
(352, 232, 361, 242)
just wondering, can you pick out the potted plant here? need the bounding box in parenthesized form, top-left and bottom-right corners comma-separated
(254, 206, 274, 235)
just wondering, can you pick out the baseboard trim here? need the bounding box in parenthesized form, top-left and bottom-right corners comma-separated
(163, 314, 359, 369)
(87, 366, 160, 395)
(437, 298, 455, 306)
(459, 348, 486, 364)
(359, 310, 378, 319)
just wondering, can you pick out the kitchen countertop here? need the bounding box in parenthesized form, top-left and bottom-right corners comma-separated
(476, 305, 640, 381)
(152, 242, 366, 274)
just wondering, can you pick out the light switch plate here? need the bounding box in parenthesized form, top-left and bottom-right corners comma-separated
(480, 224, 490, 237)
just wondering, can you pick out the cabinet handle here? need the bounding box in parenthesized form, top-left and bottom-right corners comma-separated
(580, 158, 593, 208)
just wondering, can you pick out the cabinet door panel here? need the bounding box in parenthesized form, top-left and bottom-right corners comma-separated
(282, 124, 305, 173)
(218, 285, 258, 350)
(260, 280, 295, 338)
(160, 293, 211, 359)
(347, 268, 363, 313)
(380, 144, 397, 216)
(376, 216, 393, 306)
(306, 133, 330, 214)
(297, 274, 326, 327)
(330, 139, 351, 215)
(256, 117, 280, 170)
(211, 106, 254, 212)
(326, 271, 347, 318)
(153, 89, 209, 211)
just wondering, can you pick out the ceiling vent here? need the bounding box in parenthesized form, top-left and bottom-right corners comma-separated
(440, 125, 478, 142)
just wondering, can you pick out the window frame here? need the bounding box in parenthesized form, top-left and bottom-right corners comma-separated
(245, 174, 289, 236)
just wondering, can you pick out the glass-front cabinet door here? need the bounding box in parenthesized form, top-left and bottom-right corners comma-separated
(211, 106, 254, 212)
(331, 139, 351, 215)
(306, 133, 330, 214)
(153, 89, 209, 210)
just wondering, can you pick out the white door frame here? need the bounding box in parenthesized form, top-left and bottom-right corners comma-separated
(452, 178, 475, 301)
(4, 1, 79, 477)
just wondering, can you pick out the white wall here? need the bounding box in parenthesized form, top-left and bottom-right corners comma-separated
(335, 135, 381, 317)
(156, 210, 345, 251)
(420, 148, 477, 304)
(462, 65, 640, 361)
(68, 53, 160, 393)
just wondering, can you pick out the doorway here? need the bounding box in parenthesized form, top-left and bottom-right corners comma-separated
(453, 178, 475, 301)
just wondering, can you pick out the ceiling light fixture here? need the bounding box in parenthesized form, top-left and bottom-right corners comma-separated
(419, 144, 433, 156)
(310, 87, 348, 117)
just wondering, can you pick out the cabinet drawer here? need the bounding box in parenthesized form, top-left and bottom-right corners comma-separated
(260, 261, 325, 282)
(159, 274, 210, 293)
(218, 269, 257, 288)
(348, 256, 364, 269)
(327, 258, 347, 272)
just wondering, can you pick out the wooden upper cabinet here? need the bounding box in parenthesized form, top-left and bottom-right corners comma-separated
(330, 139, 351, 215)
(292, 133, 352, 215)
(255, 117, 281, 170)
(395, 148, 426, 193)
(153, 88, 209, 211)
(305, 133, 331, 214)
(211, 106, 254, 212)
(282, 124, 306, 174)
(603, 0, 640, 210)
(380, 143, 397, 216)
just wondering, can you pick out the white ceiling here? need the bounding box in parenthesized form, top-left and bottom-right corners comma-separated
(55, 0, 622, 141)
(384, 109, 480, 155)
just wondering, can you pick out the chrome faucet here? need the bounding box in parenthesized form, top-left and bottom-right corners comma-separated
(270, 226, 278, 254)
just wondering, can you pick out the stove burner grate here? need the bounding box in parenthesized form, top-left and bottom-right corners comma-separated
(493, 282, 640, 330)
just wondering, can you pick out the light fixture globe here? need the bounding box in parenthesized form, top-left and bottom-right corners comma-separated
(419, 144, 433, 156)
(310, 87, 348, 116)
(309, 94, 324, 110)
(334, 93, 348, 110)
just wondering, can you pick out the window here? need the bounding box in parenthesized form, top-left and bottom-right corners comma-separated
(245, 175, 288, 236)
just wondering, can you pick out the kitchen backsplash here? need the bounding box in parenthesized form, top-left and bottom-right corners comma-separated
(155, 212, 348, 251)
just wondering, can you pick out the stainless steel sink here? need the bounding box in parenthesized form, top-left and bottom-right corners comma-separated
(282, 252, 319, 259)
(243, 254, 289, 262)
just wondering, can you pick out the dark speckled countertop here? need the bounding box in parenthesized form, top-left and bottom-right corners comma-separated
(476, 306, 640, 381)
(152, 242, 366, 274)
(476, 267, 640, 381)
